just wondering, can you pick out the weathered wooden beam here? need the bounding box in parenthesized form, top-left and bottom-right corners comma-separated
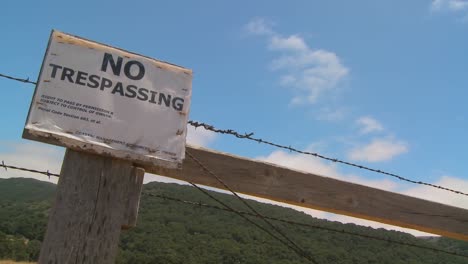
(149, 145, 468, 241)
(24, 127, 468, 241)
(38, 149, 144, 264)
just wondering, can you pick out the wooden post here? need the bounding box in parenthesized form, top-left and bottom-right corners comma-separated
(38, 149, 144, 264)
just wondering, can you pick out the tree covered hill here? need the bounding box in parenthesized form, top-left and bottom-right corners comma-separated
(0, 178, 467, 263)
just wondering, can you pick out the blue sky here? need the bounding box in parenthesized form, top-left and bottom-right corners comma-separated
(1, 0, 467, 235)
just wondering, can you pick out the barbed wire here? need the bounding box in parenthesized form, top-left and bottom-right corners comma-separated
(188, 121, 468, 197)
(1, 160, 59, 179)
(145, 192, 468, 260)
(0, 160, 314, 262)
(184, 180, 318, 263)
(185, 150, 318, 263)
(1, 160, 467, 260)
(0, 73, 37, 85)
(1, 72, 466, 197)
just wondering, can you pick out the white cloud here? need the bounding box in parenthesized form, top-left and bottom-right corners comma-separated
(245, 17, 274, 36)
(356, 116, 384, 134)
(258, 150, 341, 179)
(348, 138, 408, 162)
(273, 48, 348, 105)
(431, 0, 468, 12)
(186, 125, 217, 147)
(269, 35, 308, 52)
(316, 107, 347, 122)
(402, 175, 468, 210)
(246, 18, 349, 105)
(270, 49, 345, 71)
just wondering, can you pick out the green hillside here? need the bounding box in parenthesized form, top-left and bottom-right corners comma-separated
(0, 178, 467, 263)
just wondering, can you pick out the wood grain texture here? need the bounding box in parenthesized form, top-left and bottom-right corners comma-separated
(148, 146, 468, 241)
(27, 133, 468, 241)
(38, 149, 144, 264)
(122, 167, 144, 229)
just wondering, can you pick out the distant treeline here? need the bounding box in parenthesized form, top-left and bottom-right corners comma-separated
(0, 178, 467, 264)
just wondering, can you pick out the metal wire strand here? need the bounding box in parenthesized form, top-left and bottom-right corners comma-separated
(1, 159, 467, 261)
(0, 161, 60, 177)
(174, 182, 318, 264)
(0, 73, 37, 85)
(188, 120, 468, 197)
(147, 193, 468, 260)
(1, 160, 317, 261)
(186, 150, 317, 263)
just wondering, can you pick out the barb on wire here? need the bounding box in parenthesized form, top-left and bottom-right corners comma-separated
(186, 150, 317, 263)
(147, 192, 468, 260)
(188, 121, 468, 197)
(0, 161, 60, 177)
(0, 73, 37, 85)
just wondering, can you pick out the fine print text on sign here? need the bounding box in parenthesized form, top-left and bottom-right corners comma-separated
(23, 30, 193, 169)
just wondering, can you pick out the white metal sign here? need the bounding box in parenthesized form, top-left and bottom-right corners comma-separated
(24, 30, 192, 168)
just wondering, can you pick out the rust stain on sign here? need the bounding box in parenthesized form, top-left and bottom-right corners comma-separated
(52, 31, 192, 75)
